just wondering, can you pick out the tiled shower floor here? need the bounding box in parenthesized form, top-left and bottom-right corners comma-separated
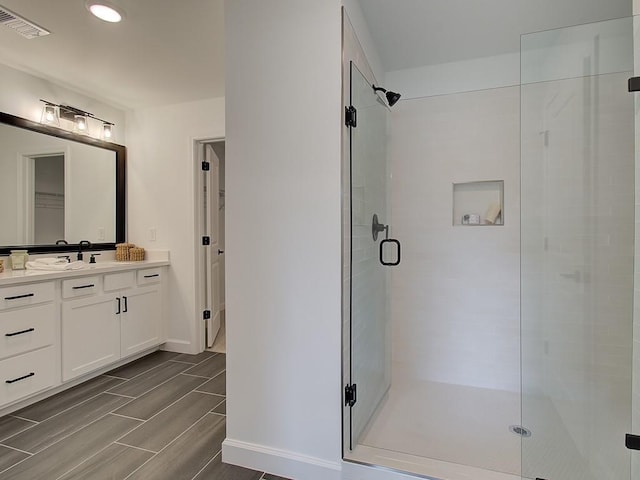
(0, 350, 288, 480)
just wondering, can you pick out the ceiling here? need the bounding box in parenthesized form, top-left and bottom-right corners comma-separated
(0, 0, 224, 109)
(358, 0, 631, 72)
(0, 1, 631, 110)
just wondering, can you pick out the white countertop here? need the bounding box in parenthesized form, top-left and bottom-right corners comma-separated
(0, 259, 170, 286)
(0, 250, 170, 287)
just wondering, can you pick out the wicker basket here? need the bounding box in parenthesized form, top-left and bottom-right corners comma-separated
(116, 243, 135, 261)
(129, 247, 145, 262)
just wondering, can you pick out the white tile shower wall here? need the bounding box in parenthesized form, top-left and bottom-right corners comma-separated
(388, 86, 521, 392)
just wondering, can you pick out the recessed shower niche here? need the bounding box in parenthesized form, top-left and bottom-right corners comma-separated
(452, 180, 504, 226)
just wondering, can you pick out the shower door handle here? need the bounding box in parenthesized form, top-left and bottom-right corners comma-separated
(380, 238, 401, 266)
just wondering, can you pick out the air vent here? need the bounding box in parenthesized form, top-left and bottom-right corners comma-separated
(0, 5, 50, 39)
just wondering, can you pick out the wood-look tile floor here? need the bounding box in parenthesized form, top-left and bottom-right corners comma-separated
(0, 351, 290, 480)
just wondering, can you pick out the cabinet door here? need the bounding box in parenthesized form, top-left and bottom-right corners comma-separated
(62, 295, 120, 381)
(121, 286, 161, 358)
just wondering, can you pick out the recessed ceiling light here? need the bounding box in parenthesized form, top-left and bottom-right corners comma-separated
(85, 1, 124, 23)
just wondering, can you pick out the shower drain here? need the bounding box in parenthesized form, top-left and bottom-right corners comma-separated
(509, 425, 532, 437)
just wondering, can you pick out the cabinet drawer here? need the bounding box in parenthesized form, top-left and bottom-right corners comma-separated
(104, 272, 135, 292)
(0, 303, 56, 360)
(0, 282, 55, 311)
(62, 276, 100, 299)
(137, 268, 162, 286)
(0, 346, 56, 407)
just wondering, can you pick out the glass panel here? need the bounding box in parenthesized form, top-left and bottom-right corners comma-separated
(349, 62, 391, 447)
(521, 17, 635, 480)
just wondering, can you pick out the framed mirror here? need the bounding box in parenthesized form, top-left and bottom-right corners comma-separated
(0, 111, 125, 255)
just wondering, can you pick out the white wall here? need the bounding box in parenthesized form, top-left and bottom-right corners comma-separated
(126, 97, 225, 353)
(386, 53, 520, 100)
(342, 0, 384, 83)
(223, 1, 343, 479)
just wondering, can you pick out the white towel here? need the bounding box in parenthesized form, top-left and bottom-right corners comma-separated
(26, 260, 86, 271)
(32, 257, 69, 265)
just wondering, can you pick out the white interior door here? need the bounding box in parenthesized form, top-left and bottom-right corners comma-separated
(205, 144, 221, 347)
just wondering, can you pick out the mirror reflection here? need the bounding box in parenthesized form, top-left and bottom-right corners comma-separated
(0, 121, 116, 246)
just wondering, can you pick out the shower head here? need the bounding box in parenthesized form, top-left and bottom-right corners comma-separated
(372, 85, 401, 107)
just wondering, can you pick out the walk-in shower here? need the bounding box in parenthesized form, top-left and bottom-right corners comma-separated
(342, 4, 638, 480)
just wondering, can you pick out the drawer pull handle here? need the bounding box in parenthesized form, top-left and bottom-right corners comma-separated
(6, 372, 35, 384)
(116, 297, 121, 315)
(4, 293, 35, 301)
(72, 284, 95, 290)
(122, 296, 128, 313)
(143, 274, 159, 278)
(5, 328, 35, 337)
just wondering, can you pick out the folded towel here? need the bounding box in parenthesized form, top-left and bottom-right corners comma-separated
(33, 257, 69, 265)
(26, 260, 87, 271)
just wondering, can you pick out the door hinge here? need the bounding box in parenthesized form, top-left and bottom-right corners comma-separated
(626, 433, 640, 450)
(202, 236, 210, 246)
(345, 383, 357, 407)
(345, 106, 357, 128)
(202, 161, 210, 171)
(629, 77, 640, 92)
(203, 310, 211, 320)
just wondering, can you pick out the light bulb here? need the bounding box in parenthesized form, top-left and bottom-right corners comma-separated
(40, 104, 59, 126)
(102, 123, 114, 141)
(74, 114, 89, 134)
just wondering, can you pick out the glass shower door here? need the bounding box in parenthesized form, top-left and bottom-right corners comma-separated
(347, 62, 392, 449)
(521, 17, 635, 480)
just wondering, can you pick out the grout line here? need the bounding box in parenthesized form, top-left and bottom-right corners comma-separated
(189, 450, 221, 480)
(181, 372, 213, 379)
(110, 412, 145, 422)
(169, 359, 199, 365)
(193, 390, 225, 398)
(104, 391, 136, 399)
(8, 415, 39, 425)
(114, 441, 158, 454)
(102, 373, 129, 380)
(209, 411, 226, 417)
(0, 443, 34, 456)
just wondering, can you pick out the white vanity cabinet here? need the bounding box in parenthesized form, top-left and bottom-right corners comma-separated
(0, 281, 57, 406)
(60, 266, 167, 382)
(104, 269, 163, 359)
(61, 276, 120, 382)
(0, 260, 168, 411)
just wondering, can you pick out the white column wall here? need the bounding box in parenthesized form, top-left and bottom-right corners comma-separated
(222, 1, 343, 479)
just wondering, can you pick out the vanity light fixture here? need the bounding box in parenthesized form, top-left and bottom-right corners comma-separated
(39, 99, 116, 142)
(101, 122, 115, 141)
(85, 1, 124, 23)
(40, 101, 59, 126)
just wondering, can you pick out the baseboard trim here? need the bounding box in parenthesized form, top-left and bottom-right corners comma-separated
(162, 339, 197, 354)
(222, 438, 341, 480)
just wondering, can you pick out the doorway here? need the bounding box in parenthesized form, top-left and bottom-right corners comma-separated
(195, 139, 226, 353)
